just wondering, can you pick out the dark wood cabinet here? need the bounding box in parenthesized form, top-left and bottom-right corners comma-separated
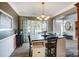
(75, 3, 79, 56)
(75, 21, 79, 38)
(16, 34, 23, 47)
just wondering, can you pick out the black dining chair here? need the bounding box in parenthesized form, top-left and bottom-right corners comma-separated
(45, 36, 58, 57)
(28, 35, 32, 57)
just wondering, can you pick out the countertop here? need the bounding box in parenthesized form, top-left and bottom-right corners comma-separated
(32, 34, 64, 41)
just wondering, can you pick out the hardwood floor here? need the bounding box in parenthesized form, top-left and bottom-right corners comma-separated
(66, 40, 78, 57)
(10, 43, 29, 57)
(10, 40, 78, 57)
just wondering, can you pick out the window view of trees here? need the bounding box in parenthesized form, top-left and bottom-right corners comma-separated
(23, 19, 48, 40)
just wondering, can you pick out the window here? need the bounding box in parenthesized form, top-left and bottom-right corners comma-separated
(23, 19, 48, 40)
(53, 20, 64, 36)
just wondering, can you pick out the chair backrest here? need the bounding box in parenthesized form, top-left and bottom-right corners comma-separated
(45, 36, 58, 48)
(45, 36, 58, 57)
(46, 35, 58, 41)
(28, 35, 32, 45)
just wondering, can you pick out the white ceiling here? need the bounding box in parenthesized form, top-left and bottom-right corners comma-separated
(8, 2, 76, 17)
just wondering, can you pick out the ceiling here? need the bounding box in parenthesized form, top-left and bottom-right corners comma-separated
(8, 2, 76, 17)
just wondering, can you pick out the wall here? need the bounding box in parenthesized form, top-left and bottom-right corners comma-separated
(63, 13, 77, 40)
(0, 35, 16, 57)
(64, 19, 75, 34)
(19, 16, 26, 31)
(0, 2, 18, 30)
(0, 2, 18, 57)
(53, 7, 77, 40)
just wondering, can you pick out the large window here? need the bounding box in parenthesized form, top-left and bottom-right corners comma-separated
(23, 19, 48, 41)
(53, 20, 64, 36)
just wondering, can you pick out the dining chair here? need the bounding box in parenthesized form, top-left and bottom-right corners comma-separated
(28, 35, 32, 57)
(45, 36, 58, 57)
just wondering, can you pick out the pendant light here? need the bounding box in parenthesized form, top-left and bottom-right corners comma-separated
(37, 2, 50, 20)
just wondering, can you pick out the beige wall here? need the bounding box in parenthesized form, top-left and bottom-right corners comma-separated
(19, 16, 26, 31)
(0, 2, 18, 30)
(0, 2, 18, 57)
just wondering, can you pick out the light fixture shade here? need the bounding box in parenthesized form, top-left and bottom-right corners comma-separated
(37, 15, 50, 20)
(41, 15, 45, 18)
(45, 16, 50, 20)
(37, 16, 43, 20)
(37, 17, 40, 19)
(39, 18, 42, 20)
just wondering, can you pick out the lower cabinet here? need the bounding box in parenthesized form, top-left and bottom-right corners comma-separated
(32, 47, 45, 57)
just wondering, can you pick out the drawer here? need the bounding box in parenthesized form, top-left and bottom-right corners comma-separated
(32, 41, 45, 48)
(32, 48, 45, 57)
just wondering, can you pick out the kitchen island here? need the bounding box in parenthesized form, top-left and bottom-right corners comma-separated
(32, 36, 66, 57)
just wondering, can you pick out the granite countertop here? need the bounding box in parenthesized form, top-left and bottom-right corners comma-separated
(32, 33, 65, 41)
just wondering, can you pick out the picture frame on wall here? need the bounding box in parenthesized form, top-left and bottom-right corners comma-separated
(0, 9, 13, 40)
(0, 9, 13, 31)
(65, 21, 72, 31)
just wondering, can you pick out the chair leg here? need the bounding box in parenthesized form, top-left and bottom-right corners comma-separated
(55, 47, 56, 57)
(29, 46, 32, 57)
(47, 48, 51, 57)
(47, 47, 56, 57)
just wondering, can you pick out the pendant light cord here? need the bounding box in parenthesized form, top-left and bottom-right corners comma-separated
(42, 2, 44, 15)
